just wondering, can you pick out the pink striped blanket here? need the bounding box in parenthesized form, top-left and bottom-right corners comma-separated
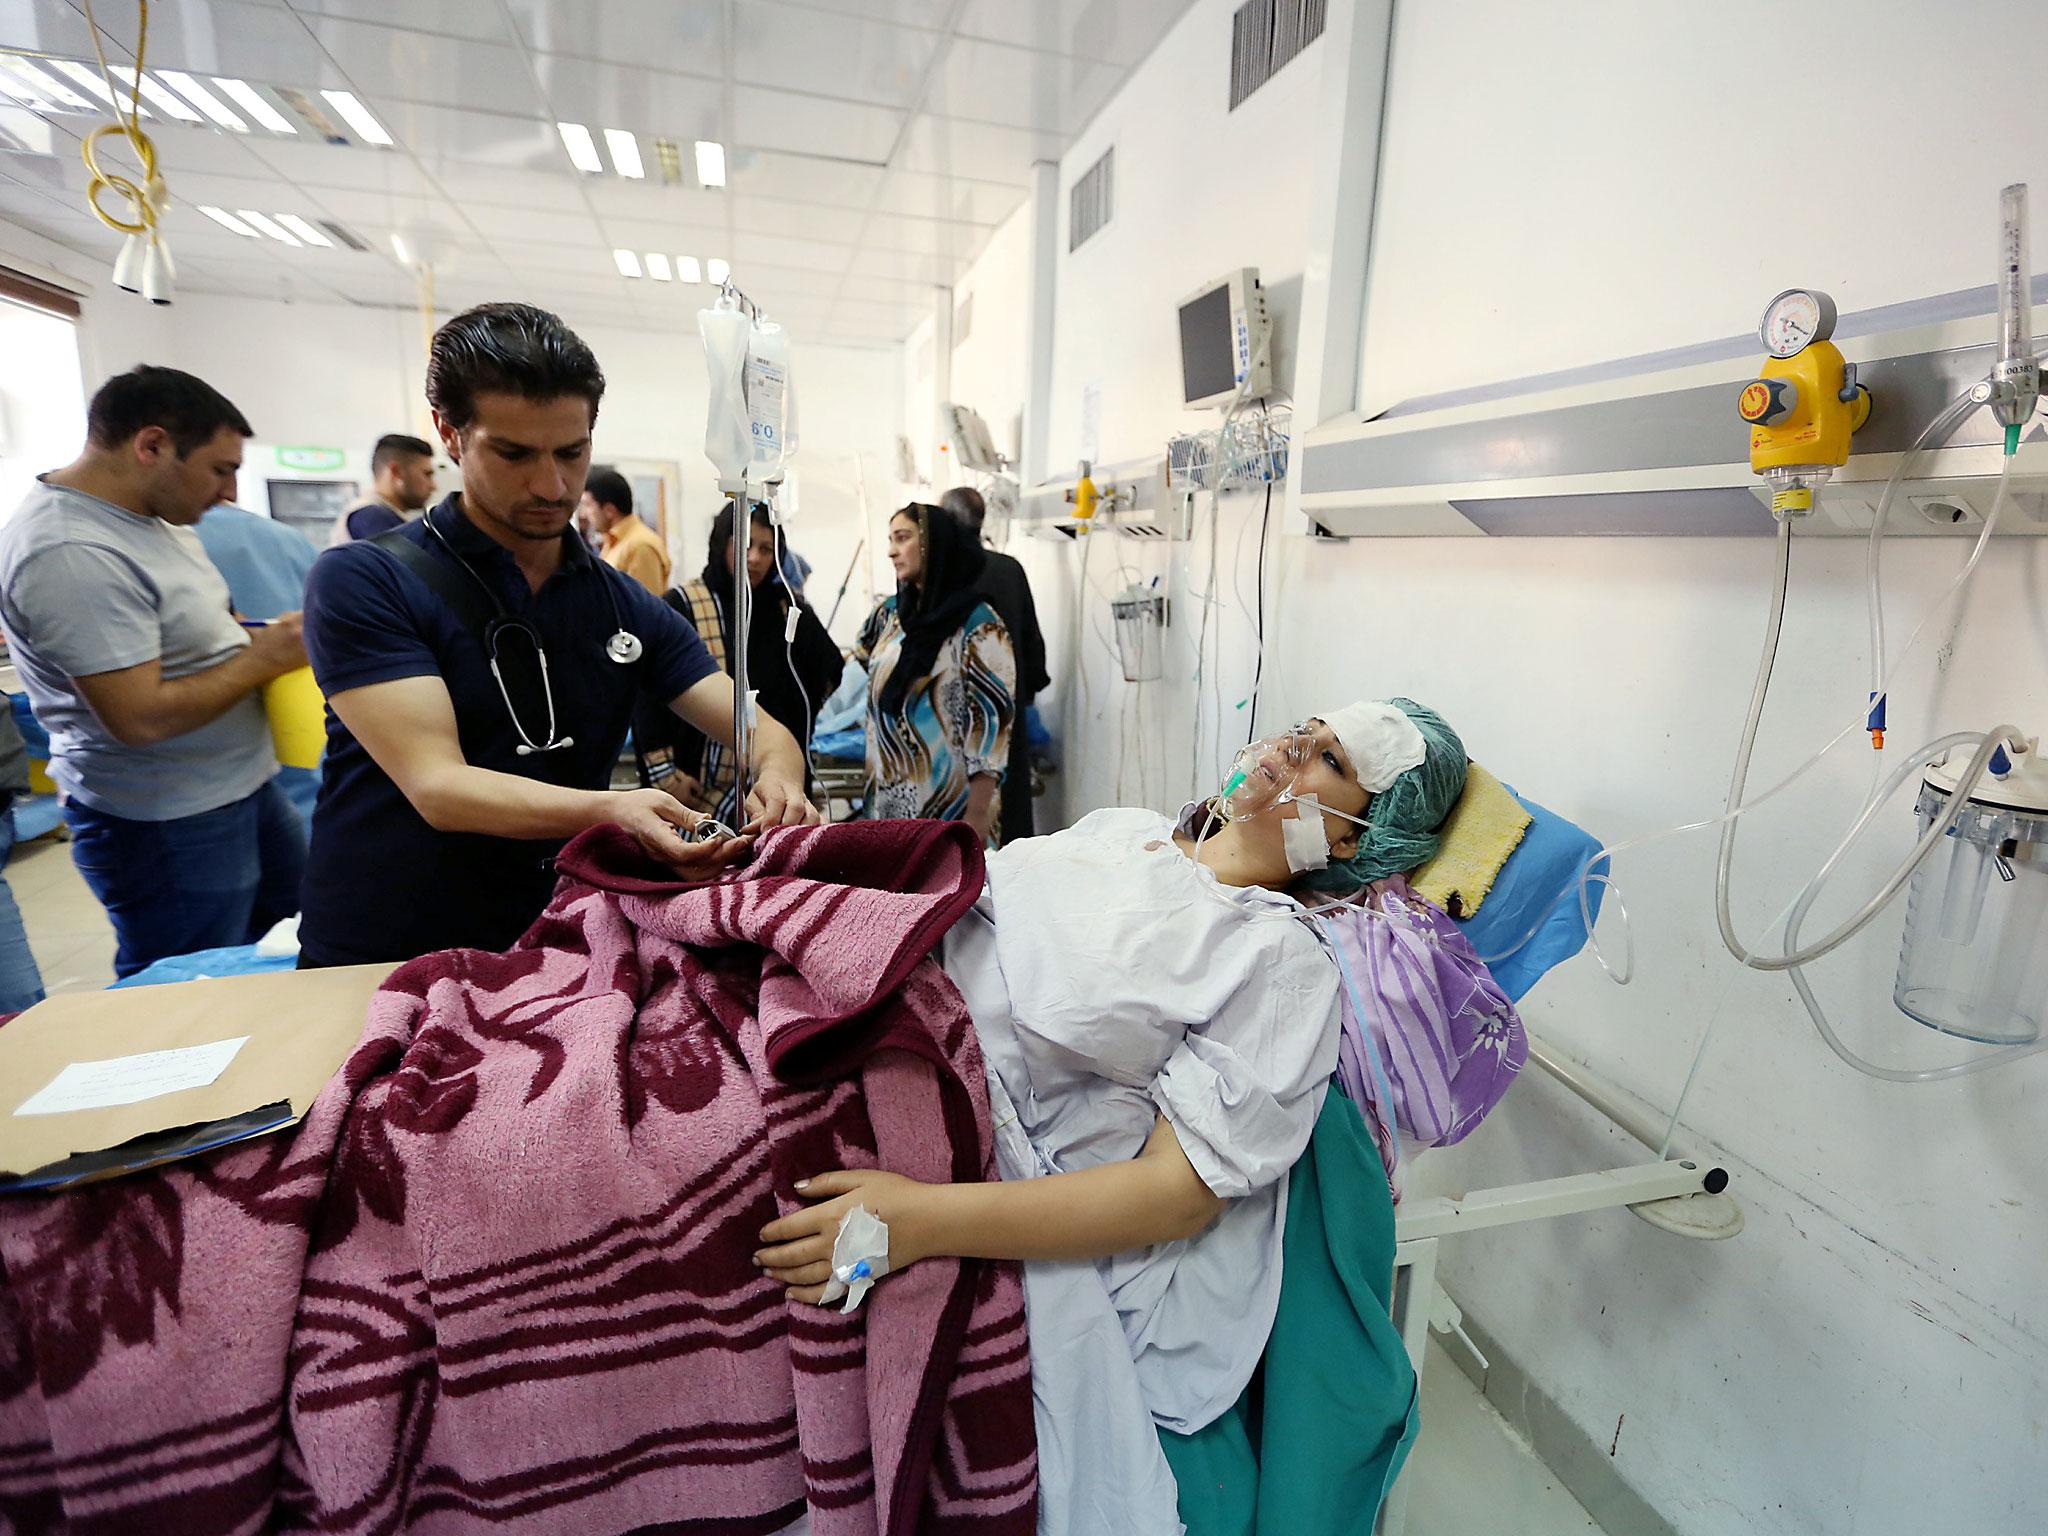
(0, 818, 1035, 1535)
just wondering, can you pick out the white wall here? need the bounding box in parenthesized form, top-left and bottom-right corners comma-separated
(62, 284, 902, 634)
(1359, 0, 2048, 412)
(924, 2, 2048, 1532)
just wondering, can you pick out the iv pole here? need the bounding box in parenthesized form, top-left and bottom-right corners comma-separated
(722, 277, 765, 814)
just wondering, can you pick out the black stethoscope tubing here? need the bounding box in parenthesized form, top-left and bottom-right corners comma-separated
(422, 506, 643, 756)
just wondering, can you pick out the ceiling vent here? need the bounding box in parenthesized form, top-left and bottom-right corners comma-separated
(318, 220, 370, 252)
(1230, 0, 1328, 110)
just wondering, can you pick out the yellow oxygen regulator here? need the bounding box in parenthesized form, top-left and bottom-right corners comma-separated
(1739, 288, 1872, 515)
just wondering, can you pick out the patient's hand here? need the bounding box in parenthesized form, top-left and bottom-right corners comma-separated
(756, 1169, 935, 1305)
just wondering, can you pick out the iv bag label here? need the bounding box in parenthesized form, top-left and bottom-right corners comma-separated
(745, 355, 787, 457)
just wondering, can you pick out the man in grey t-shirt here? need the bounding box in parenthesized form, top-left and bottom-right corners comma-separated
(0, 366, 309, 977)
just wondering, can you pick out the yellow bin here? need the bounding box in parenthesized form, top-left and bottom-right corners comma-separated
(263, 666, 326, 769)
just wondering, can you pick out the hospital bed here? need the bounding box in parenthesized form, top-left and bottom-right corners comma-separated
(1378, 1038, 1738, 1536)
(97, 777, 1734, 1535)
(1365, 784, 1744, 1535)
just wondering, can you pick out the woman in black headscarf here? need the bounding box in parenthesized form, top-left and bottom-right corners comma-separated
(854, 503, 1016, 843)
(636, 501, 845, 818)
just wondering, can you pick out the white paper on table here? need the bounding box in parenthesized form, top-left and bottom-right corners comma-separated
(12, 1036, 252, 1117)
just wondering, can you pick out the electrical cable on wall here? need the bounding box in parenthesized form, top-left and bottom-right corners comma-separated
(79, 0, 174, 303)
(1244, 468, 1273, 746)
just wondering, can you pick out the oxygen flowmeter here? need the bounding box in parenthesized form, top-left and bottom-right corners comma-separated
(1739, 287, 1872, 515)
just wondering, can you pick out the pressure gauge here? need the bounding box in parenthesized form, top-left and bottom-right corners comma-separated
(1759, 288, 1838, 359)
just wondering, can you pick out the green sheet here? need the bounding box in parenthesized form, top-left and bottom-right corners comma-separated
(1160, 1090, 1420, 1535)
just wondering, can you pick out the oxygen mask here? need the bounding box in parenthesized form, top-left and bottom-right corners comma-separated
(1219, 728, 1316, 821)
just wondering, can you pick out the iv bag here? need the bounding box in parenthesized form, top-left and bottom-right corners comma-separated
(745, 321, 790, 490)
(700, 303, 751, 492)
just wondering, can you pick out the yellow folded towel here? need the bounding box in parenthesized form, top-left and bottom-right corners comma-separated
(1410, 762, 1533, 921)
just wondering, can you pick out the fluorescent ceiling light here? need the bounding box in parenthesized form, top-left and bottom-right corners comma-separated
(54, 60, 149, 118)
(645, 252, 672, 282)
(694, 139, 726, 188)
(156, 69, 246, 131)
(212, 76, 295, 134)
(320, 89, 392, 146)
(238, 209, 301, 246)
(602, 128, 643, 179)
(556, 120, 601, 174)
(274, 213, 333, 247)
(0, 56, 90, 110)
(706, 257, 729, 286)
(390, 232, 413, 265)
(132, 73, 203, 122)
(196, 204, 260, 237)
(0, 58, 58, 108)
(613, 248, 643, 278)
(677, 255, 702, 284)
(7, 57, 94, 109)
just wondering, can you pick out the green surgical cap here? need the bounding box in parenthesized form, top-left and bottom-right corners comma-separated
(1301, 698, 1468, 894)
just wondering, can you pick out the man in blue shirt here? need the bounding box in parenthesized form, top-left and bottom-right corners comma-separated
(330, 433, 436, 545)
(299, 303, 818, 967)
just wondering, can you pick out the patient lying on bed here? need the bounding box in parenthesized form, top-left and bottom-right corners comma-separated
(756, 699, 1472, 1535)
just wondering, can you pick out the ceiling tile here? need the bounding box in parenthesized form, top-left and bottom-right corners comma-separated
(500, 233, 618, 277)
(528, 56, 723, 142)
(461, 198, 603, 243)
(0, 0, 112, 59)
(730, 2, 941, 112)
(415, 161, 581, 212)
(163, 167, 324, 213)
(243, 136, 442, 195)
(505, 0, 723, 76)
(954, 0, 1197, 66)
(601, 214, 731, 254)
(847, 244, 967, 284)
(860, 210, 986, 262)
(775, 0, 953, 28)
(0, 143, 72, 195)
(298, 16, 539, 115)
(730, 194, 866, 247)
(731, 230, 855, 275)
(732, 86, 902, 165)
(579, 177, 726, 225)
(725, 149, 885, 210)
(836, 269, 934, 298)
(357, 99, 561, 170)
(285, 0, 515, 43)
(869, 168, 1025, 227)
(305, 184, 475, 239)
(88, 0, 339, 83)
(889, 114, 1063, 183)
(143, 122, 280, 179)
(922, 35, 1123, 135)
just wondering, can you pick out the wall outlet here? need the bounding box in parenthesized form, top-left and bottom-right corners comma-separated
(1910, 493, 1982, 529)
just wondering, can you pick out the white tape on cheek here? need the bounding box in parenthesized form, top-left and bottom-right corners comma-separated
(1282, 797, 1330, 872)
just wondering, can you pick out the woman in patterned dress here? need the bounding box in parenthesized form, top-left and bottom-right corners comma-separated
(855, 503, 1015, 844)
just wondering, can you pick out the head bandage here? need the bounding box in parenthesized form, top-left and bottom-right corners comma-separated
(1321, 702, 1428, 794)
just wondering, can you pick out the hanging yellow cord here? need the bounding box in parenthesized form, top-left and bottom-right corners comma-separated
(77, 0, 164, 242)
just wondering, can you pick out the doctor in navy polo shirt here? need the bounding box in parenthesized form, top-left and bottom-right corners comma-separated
(298, 302, 819, 967)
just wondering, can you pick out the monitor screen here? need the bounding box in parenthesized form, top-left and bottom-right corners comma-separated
(1178, 282, 1236, 404)
(266, 479, 359, 547)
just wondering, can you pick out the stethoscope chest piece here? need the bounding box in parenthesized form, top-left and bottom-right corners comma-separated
(606, 630, 644, 664)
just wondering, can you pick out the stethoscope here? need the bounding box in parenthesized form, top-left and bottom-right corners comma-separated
(423, 508, 643, 756)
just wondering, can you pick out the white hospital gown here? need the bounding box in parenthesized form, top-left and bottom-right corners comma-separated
(940, 807, 1340, 1536)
